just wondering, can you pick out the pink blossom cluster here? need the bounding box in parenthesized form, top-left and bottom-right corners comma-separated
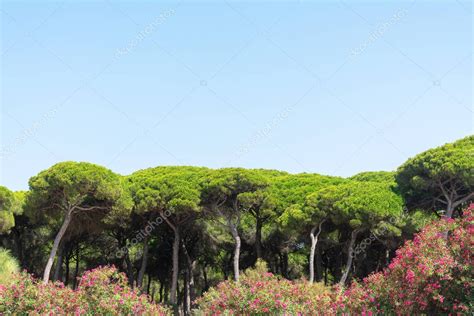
(197, 204, 473, 314)
(0, 266, 170, 315)
(342, 203, 473, 314)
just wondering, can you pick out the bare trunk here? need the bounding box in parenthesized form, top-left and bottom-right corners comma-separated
(43, 209, 72, 284)
(164, 284, 169, 303)
(231, 227, 241, 282)
(446, 200, 454, 218)
(203, 265, 209, 291)
(65, 252, 70, 286)
(124, 249, 134, 288)
(73, 245, 80, 289)
(159, 282, 164, 303)
(339, 229, 359, 286)
(12, 228, 23, 265)
(146, 274, 152, 295)
(280, 252, 289, 278)
(182, 243, 196, 312)
(170, 228, 180, 305)
(53, 244, 64, 281)
(309, 220, 325, 283)
(255, 218, 263, 259)
(184, 269, 191, 315)
(309, 232, 317, 283)
(137, 235, 149, 290)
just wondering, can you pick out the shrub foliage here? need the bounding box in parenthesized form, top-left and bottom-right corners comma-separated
(0, 266, 170, 315)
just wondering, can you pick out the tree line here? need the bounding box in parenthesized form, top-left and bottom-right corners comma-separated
(0, 135, 472, 311)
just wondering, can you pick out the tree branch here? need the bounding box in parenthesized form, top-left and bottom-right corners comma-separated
(453, 192, 474, 209)
(160, 210, 176, 231)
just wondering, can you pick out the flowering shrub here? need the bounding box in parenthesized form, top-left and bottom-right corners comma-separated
(342, 203, 474, 314)
(197, 205, 473, 315)
(0, 266, 170, 315)
(196, 260, 333, 315)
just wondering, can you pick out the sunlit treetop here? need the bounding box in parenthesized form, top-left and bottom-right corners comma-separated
(26, 161, 132, 225)
(396, 135, 474, 217)
(311, 181, 404, 233)
(0, 186, 15, 233)
(128, 166, 209, 216)
(350, 171, 396, 184)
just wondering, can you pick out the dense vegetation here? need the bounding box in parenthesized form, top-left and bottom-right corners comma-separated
(0, 135, 472, 314)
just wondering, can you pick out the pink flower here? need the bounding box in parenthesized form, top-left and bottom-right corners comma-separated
(405, 269, 415, 283)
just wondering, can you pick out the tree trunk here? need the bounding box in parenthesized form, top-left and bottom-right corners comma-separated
(164, 284, 169, 304)
(73, 244, 80, 290)
(146, 274, 152, 295)
(339, 229, 360, 285)
(184, 269, 191, 315)
(309, 233, 317, 283)
(43, 209, 72, 284)
(65, 252, 70, 286)
(170, 227, 180, 306)
(203, 264, 209, 291)
(231, 227, 241, 282)
(150, 285, 156, 302)
(12, 228, 23, 266)
(123, 248, 134, 288)
(446, 200, 454, 218)
(189, 262, 196, 311)
(182, 243, 196, 312)
(309, 220, 325, 283)
(283, 254, 287, 277)
(53, 244, 64, 281)
(137, 235, 149, 290)
(255, 217, 263, 259)
(159, 282, 164, 303)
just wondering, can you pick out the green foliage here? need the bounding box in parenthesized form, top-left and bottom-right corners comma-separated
(129, 166, 207, 216)
(270, 173, 345, 212)
(26, 161, 131, 228)
(396, 135, 474, 215)
(0, 266, 171, 315)
(350, 171, 396, 184)
(196, 262, 332, 315)
(314, 181, 404, 231)
(203, 168, 268, 204)
(277, 174, 345, 229)
(0, 248, 19, 285)
(0, 186, 15, 234)
(342, 204, 474, 314)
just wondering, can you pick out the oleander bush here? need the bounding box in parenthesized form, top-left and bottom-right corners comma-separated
(0, 266, 170, 315)
(344, 203, 473, 314)
(196, 204, 474, 315)
(195, 260, 333, 315)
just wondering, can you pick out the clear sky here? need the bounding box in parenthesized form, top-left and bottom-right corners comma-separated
(1, 0, 472, 191)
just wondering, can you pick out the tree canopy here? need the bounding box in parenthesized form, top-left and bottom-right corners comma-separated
(25, 161, 131, 283)
(310, 181, 404, 284)
(396, 135, 474, 218)
(0, 186, 15, 234)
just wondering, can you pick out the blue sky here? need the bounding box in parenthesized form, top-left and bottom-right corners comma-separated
(1, 0, 472, 191)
